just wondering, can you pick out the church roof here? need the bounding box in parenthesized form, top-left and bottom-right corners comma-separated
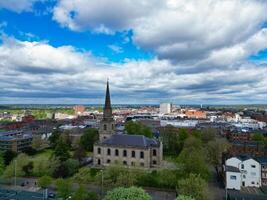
(98, 134, 160, 148)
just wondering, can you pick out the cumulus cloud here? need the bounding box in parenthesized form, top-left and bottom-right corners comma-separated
(1, 36, 267, 104)
(0, 0, 38, 13)
(53, 0, 267, 64)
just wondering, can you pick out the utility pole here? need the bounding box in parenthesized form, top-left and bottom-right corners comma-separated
(101, 169, 104, 199)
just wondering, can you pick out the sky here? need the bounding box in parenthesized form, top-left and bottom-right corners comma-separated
(0, 0, 267, 105)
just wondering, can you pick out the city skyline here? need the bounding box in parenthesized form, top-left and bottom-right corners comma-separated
(1, 0, 267, 104)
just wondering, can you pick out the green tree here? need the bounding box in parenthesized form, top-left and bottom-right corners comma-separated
(65, 158, 80, 176)
(55, 178, 72, 199)
(73, 146, 87, 163)
(32, 136, 47, 151)
(54, 137, 70, 161)
(80, 128, 99, 151)
(49, 130, 61, 149)
(3, 150, 17, 166)
(177, 174, 210, 200)
(160, 126, 181, 155)
(38, 175, 52, 188)
(0, 152, 5, 176)
(104, 187, 152, 200)
(177, 137, 210, 180)
(200, 128, 216, 143)
(3, 153, 31, 178)
(207, 138, 230, 175)
(252, 133, 265, 141)
(72, 185, 98, 200)
(125, 121, 153, 138)
(22, 161, 34, 176)
(176, 196, 195, 200)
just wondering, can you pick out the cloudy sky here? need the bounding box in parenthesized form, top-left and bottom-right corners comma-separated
(0, 0, 267, 104)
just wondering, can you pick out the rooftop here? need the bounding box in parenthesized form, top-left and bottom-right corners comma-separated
(98, 134, 159, 148)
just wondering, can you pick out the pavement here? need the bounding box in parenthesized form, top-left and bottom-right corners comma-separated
(0, 188, 53, 200)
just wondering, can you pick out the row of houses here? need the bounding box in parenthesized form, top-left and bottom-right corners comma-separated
(225, 156, 267, 190)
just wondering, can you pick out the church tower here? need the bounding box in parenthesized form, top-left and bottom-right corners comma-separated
(99, 80, 115, 141)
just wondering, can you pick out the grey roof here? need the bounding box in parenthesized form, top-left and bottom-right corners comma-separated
(99, 134, 159, 148)
(226, 165, 240, 173)
(256, 157, 267, 164)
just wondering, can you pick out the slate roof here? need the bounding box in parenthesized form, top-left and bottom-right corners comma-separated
(226, 165, 240, 173)
(98, 134, 159, 148)
(256, 156, 267, 164)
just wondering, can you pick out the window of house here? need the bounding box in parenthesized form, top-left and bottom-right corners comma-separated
(243, 175, 246, 179)
(140, 151, 144, 159)
(123, 161, 127, 165)
(251, 172, 256, 176)
(112, 124, 114, 130)
(107, 148, 111, 156)
(98, 159, 101, 165)
(123, 150, 127, 157)
(251, 165, 256, 168)
(153, 160, 157, 165)
(230, 175, 236, 180)
(241, 164, 244, 169)
(140, 162, 144, 167)
(132, 151, 135, 158)
(115, 149, 119, 156)
(251, 181, 255, 184)
(153, 149, 157, 156)
(98, 148, 101, 154)
(107, 159, 111, 164)
(104, 124, 107, 130)
(131, 162, 135, 166)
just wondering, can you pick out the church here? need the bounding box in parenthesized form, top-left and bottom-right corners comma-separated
(93, 81, 163, 168)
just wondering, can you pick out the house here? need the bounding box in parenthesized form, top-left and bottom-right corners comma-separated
(256, 157, 267, 187)
(225, 156, 261, 189)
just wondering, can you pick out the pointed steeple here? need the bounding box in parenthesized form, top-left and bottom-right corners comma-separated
(103, 79, 112, 120)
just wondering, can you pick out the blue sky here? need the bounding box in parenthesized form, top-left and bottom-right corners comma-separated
(0, 0, 267, 104)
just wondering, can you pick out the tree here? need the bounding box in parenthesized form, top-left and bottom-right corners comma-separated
(55, 178, 72, 199)
(32, 136, 46, 151)
(72, 185, 98, 200)
(65, 158, 80, 176)
(3, 150, 17, 166)
(177, 137, 210, 180)
(0, 152, 5, 176)
(3, 153, 31, 178)
(104, 187, 152, 200)
(176, 196, 195, 200)
(125, 121, 153, 138)
(200, 128, 216, 143)
(49, 130, 61, 149)
(22, 161, 34, 176)
(73, 146, 87, 163)
(38, 175, 52, 188)
(177, 174, 210, 200)
(207, 138, 230, 175)
(54, 137, 70, 161)
(80, 128, 99, 151)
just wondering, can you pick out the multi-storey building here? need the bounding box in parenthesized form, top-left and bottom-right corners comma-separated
(0, 130, 32, 152)
(225, 156, 261, 190)
(93, 81, 163, 169)
(257, 157, 267, 187)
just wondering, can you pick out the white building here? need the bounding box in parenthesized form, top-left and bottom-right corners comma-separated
(160, 103, 172, 114)
(225, 156, 261, 190)
(160, 120, 199, 128)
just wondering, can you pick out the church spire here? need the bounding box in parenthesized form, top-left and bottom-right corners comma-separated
(103, 79, 112, 120)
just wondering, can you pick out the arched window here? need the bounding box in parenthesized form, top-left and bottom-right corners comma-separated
(153, 149, 157, 156)
(107, 148, 111, 156)
(123, 150, 127, 157)
(131, 151, 135, 158)
(97, 147, 101, 154)
(104, 124, 107, 130)
(107, 159, 111, 164)
(153, 160, 157, 165)
(140, 151, 144, 159)
(98, 159, 101, 165)
(123, 161, 127, 165)
(115, 149, 119, 156)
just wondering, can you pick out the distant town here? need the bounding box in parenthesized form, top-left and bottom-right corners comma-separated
(0, 82, 266, 200)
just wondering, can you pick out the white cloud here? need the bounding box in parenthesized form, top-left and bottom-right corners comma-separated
(1, 36, 267, 104)
(0, 0, 38, 13)
(53, 0, 267, 64)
